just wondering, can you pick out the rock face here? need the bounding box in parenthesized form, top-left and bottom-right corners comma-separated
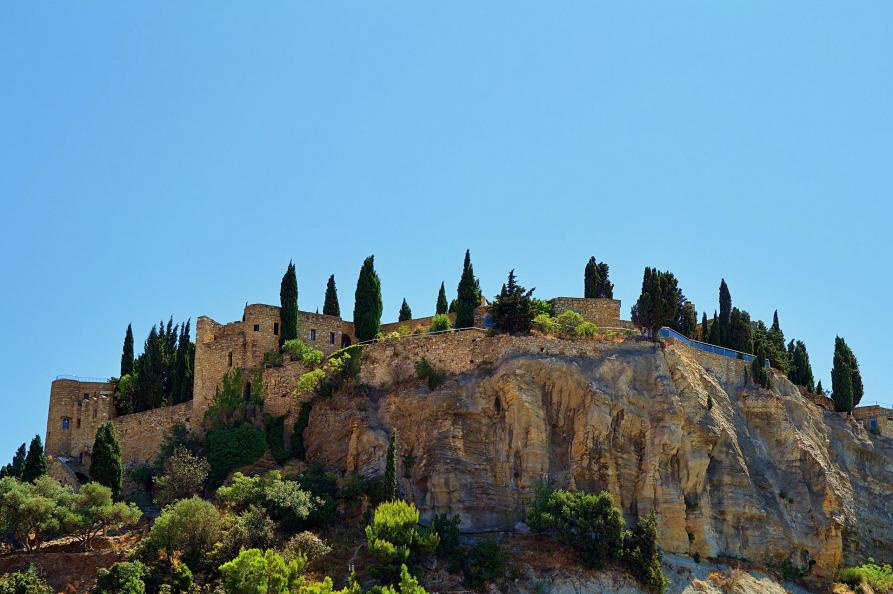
(301, 334, 893, 576)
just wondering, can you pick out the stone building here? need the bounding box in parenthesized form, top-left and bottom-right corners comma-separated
(853, 404, 893, 438)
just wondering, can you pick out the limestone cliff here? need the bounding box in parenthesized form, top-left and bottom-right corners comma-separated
(300, 334, 893, 576)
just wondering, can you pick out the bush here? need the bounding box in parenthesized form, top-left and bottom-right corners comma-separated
(206, 425, 267, 486)
(530, 298, 553, 317)
(265, 415, 289, 464)
(365, 500, 439, 583)
(263, 350, 284, 368)
(291, 403, 312, 460)
(219, 548, 304, 594)
(240, 505, 277, 550)
(431, 513, 461, 559)
(396, 325, 412, 337)
(532, 314, 558, 334)
(414, 359, 445, 390)
(554, 310, 584, 332)
(0, 475, 72, 552)
(153, 448, 209, 507)
(91, 561, 147, 594)
(0, 565, 52, 594)
(574, 321, 598, 337)
(144, 497, 223, 569)
(622, 512, 668, 593)
(837, 561, 893, 592)
(297, 463, 339, 527)
(283, 531, 332, 563)
(463, 539, 509, 591)
(429, 315, 451, 333)
(64, 482, 141, 550)
(283, 340, 323, 366)
(217, 471, 319, 533)
(297, 369, 326, 395)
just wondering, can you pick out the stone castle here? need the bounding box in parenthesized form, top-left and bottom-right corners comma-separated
(44, 296, 629, 471)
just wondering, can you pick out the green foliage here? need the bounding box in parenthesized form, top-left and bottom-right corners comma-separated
(115, 373, 137, 414)
(706, 393, 713, 410)
(584, 257, 613, 299)
(204, 368, 257, 429)
(92, 561, 147, 594)
(217, 471, 319, 532)
(435, 282, 449, 315)
(0, 476, 71, 551)
(263, 350, 284, 368)
(291, 403, 312, 460)
(121, 323, 135, 377)
(284, 531, 332, 563)
(429, 314, 451, 333)
(677, 302, 698, 339)
(129, 318, 195, 412)
(365, 500, 439, 583)
(708, 311, 721, 345)
(631, 268, 686, 338)
(219, 548, 304, 594)
(89, 423, 123, 498)
(455, 250, 480, 329)
(354, 255, 383, 342)
(726, 307, 753, 354)
(463, 539, 509, 591)
(431, 513, 461, 559)
(297, 463, 339, 527)
(832, 336, 857, 413)
(384, 431, 398, 502)
(206, 425, 267, 486)
(752, 343, 771, 389)
(398, 299, 412, 322)
(264, 415, 289, 464)
(153, 447, 209, 507)
(297, 368, 326, 395)
(575, 321, 598, 337)
(21, 435, 47, 484)
(64, 482, 141, 549)
(297, 346, 364, 398)
(532, 313, 559, 334)
(145, 497, 223, 568)
(837, 560, 893, 592)
(323, 274, 340, 317)
(0, 564, 52, 594)
(622, 512, 669, 593)
(489, 269, 535, 334)
(718, 279, 732, 347)
(280, 261, 299, 347)
(414, 359, 445, 390)
(283, 340, 323, 366)
(530, 298, 553, 317)
(700, 312, 709, 343)
(1, 443, 27, 480)
(787, 339, 815, 391)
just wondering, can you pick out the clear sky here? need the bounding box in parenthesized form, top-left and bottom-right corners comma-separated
(1, 3, 891, 459)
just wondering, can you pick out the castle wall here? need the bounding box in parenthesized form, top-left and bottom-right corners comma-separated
(113, 401, 194, 463)
(45, 379, 115, 461)
(550, 297, 627, 327)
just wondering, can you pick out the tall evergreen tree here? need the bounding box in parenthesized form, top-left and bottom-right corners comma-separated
(384, 430, 398, 501)
(323, 275, 340, 317)
(765, 310, 791, 372)
(170, 320, 194, 405)
(584, 257, 600, 298)
(708, 311, 721, 345)
(631, 267, 684, 337)
(10, 443, 26, 478)
(435, 282, 449, 315)
(398, 299, 412, 322)
(727, 308, 753, 354)
(816, 380, 824, 395)
(834, 337, 863, 409)
(489, 270, 535, 334)
(831, 337, 854, 413)
(700, 312, 709, 343)
(718, 279, 732, 347)
(455, 250, 479, 329)
(279, 261, 299, 347)
(788, 340, 815, 392)
(21, 435, 47, 483)
(353, 255, 383, 342)
(676, 302, 698, 338)
(596, 262, 614, 298)
(90, 422, 123, 499)
(752, 343, 770, 389)
(120, 324, 134, 377)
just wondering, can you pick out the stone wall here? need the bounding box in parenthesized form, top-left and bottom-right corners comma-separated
(380, 313, 457, 335)
(853, 405, 893, 438)
(112, 401, 194, 463)
(550, 297, 625, 327)
(45, 379, 115, 461)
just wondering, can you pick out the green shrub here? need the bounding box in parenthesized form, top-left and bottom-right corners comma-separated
(0, 565, 52, 594)
(283, 531, 332, 563)
(431, 513, 461, 559)
(219, 548, 304, 594)
(283, 340, 323, 366)
(554, 310, 585, 333)
(0, 475, 72, 552)
(532, 314, 558, 334)
(298, 463, 339, 527)
(264, 415, 289, 464)
(365, 500, 439, 583)
(414, 359, 445, 390)
(153, 448, 209, 507)
(206, 425, 267, 486)
(837, 561, 893, 592)
(291, 403, 312, 460)
(91, 561, 147, 594)
(429, 314, 452, 333)
(263, 350, 284, 368)
(217, 471, 319, 532)
(144, 497, 224, 569)
(622, 512, 668, 593)
(574, 321, 598, 337)
(463, 539, 509, 591)
(64, 481, 141, 549)
(530, 298, 553, 317)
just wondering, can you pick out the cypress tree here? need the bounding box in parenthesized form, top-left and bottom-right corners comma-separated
(398, 299, 412, 322)
(676, 302, 698, 338)
(323, 275, 340, 317)
(752, 344, 769, 389)
(384, 430, 398, 501)
(631, 267, 683, 338)
(279, 261, 299, 347)
(765, 310, 791, 373)
(831, 337, 854, 413)
(353, 255, 383, 342)
(596, 262, 613, 298)
(584, 257, 600, 299)
(448, 299, 457, 314)
(816, 380, 824, 395)
(21, 435, 47, 483)
(489, 269, 535, 334)
(789, 340, 815, 392)
(436, 282, 449, 315)
(700, 312, 709, 343)
(718, 279, 732, 347)
(834, 338, 863, 409)
(90, 422, 123, 498)
(708, 311, 721, 345)
(727, 308, 753, 354)
(455, 250, 479, 328)
(10, 443, 26, 478)
(120, 324, 134, 377)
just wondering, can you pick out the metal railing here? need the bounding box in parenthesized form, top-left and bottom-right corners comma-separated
(658, 327, 770, 368)
(54, 374, 111, 383)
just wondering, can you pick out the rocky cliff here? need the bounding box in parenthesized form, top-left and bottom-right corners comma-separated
(300, 333, 893, 577)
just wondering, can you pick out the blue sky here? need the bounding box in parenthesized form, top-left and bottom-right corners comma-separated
(1, 3, 891, 458)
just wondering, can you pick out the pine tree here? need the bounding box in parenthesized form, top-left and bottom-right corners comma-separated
(831, 337, 854, 413)
(700, 312, 709, 343)
(279, 261, 299, 347)
(323, 274, 340, 317)
(384, 430, 398, 501)
(584, 257, 600, 299)
(718, 279, 732, 347)
(398, 299, 412, 322)
(21, 435, 47, 483)
(596, 262, 613, 298)
(353, 255, 383, 342)
(90, 422, 123, 499)
(489, 270, 535, 334)
(455, 250, 479, 329)
(10, 443, 26, 478)
(120, 324, 134, 377)
(436, 282, 449, 315)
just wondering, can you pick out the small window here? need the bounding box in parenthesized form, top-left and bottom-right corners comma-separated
(273, 322, 279, 335)
(83, 393, 90, 401)
(228, 351, 233, 367)
(254, 324, 260, 332)
(62, 418, 70, 429)
(329, 332, 335, 345)
(76, 418, 81, 429)
(310, 329, 317, 341)
(869, 418, 878, 430)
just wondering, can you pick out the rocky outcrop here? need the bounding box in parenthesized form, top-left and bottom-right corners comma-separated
(301, 335, 893, 576)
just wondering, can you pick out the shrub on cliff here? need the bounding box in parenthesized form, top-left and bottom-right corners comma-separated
(283, 339, 323, 366)
(64, 482, 141, 549)
(365, 500, 439, 583)
(414, 359, 445, 390)
(622, 512, 669, 594)
(290, 403, 312, 460)
(0, 564, 52, 594)
(91, 561, 147, 594)
(219, 548, 304, 594)
(429, 314, 451, 333)
(0, 476, 73, 552)
(143, 497, 223, 568)
(205, 425, 267, 486)
(837, 560, 893, 592)
(489, 270, 535, 334)
(217, 471, 319, 532)
(153, 447, 210, 507)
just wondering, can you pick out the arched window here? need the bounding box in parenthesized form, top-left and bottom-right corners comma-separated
(62, 417, 70, 429)
(228, 351, 233, 367)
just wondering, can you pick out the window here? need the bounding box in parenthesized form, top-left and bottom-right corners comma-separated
(329, 332, 335, 345)
(310, 329, 317, 341)
(62, 418, 70, 429)
(869, 418, 878, 430)
(83, 393, 90, 401)
(254, 324, 260, 332)
(76, 418, 81, 429)
(228, 351, 233, 367)
(273, 322, 279, 336)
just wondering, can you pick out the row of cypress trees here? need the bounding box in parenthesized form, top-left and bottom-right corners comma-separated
(0, 435, 47, 483)
(118, 318, 195, 413)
